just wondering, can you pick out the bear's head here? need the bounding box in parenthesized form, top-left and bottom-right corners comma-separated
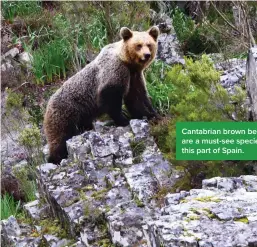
(119, 26, 159, 69)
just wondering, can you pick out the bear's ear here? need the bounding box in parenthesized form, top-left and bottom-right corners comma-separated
(120, 27, 133, 41)
(148, 26, 160, 41)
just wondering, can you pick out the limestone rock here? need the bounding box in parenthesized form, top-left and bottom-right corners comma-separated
(215, 58, 247, 94)
(1, 216, 21, 246)
(24, 200, 50, 221)
(144, 176, 257, 246)
(246, 46, 257, 120)
(2, 119, 257, 246)
(157, 33, 185, 65)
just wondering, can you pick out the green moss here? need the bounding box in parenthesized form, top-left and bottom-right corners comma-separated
(202, 208, 217, 219)
(189, 208, 199, 214)
(39, 218, 68, 239)
(235, 217, 249, 224)
(104, 205, 111, 213)
(120, 206, 126, 214)
(133, 194, 144, 207)
(17, 210, 32, 225)
(194, 196, 221, 203)
(84, 203, 104, 225)
(81, 185, 94, 191)
(151, 186, 173, 207)
(180, 199, 189, 204)
(109, 167, 121, 172)
(185, 215, 200, 222)
(104, 176, 113, 190)
(64, 197, 80, 207)
(130, 140, 146, 157)
(97, 238, 113, 247)
(78, 190, 88, 201)
(91, 188, 109, 200)
(133, 156, 143, 164)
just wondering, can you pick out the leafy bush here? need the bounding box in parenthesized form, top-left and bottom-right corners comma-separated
(165, 55, 246, 155)
(151, 55, 250, 190)
(18, 125, 44, 166)
(5, 89, 23, 112)
(172, 8, 195, 44)
(1, 193, 21, 220)
(18, 125, 41, 149)
(172, 8, 219, 54)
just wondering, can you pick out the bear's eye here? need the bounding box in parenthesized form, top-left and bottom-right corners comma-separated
(147, 44, 152, 49)
(136, 44, 142, 50)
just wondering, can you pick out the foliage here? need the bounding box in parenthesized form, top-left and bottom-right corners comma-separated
(83, 14, 108, 50)
(165, 55, 247, 155)
(5, 89, 23, 112)
(5, 2, 152, 84)
(172, 8, 195, 44)
(13, 166, 37, 202)
(18, 125, 41, 149)
(18, 124, 44, 166)
(1, 0, 41, 22)
(150, 55, 250, 191)
(171, 8, 218, 54)
(39, 219, 68, 239)
(1, 193, 22, 220)
(146, 60, 173, 115)
(31, 38, 68, 84)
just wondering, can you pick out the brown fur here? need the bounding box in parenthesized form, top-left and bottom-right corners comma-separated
(44, 26, 160, 164)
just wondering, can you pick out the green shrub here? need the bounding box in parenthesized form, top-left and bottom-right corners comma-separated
(172, 8, 195, 44)
(5, 89, 23, 112)
(171, 8, 218, 54)
(166, 55, 246, 155)
(1, 193, 21, 220)
(150, 55, 250, 191)
(18, 125, 41, 149)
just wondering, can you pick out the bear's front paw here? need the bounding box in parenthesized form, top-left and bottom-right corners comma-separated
(114, 115, 130, 126)
(148, 113, 162, 121)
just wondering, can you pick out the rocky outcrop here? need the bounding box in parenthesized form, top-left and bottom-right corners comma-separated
(37, 120, 180, 246)
(151, 11, 185, 65)
(1, 48, 24, 90)
(145, 176, 257, 246)
(215, 58, 247, 94)
(246, 46, 257, 120)
(157, 33, 185, 65)
(1, 120, 257, 246)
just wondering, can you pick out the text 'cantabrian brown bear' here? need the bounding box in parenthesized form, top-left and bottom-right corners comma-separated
(44, 26, 160, 164)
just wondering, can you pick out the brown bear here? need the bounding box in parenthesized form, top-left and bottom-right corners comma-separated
(44, 26, 160, 164)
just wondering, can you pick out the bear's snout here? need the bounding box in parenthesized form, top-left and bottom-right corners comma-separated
(144, 53, 151, 60)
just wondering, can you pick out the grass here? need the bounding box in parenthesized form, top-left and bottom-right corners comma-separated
(32, 38, 68, 84)
(130, 140, 146, 157)
(146, 60, 173, 115)
(1, 193, 22, 220)
(2, 0, 42, 22)
(13, 166, 38, 202)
